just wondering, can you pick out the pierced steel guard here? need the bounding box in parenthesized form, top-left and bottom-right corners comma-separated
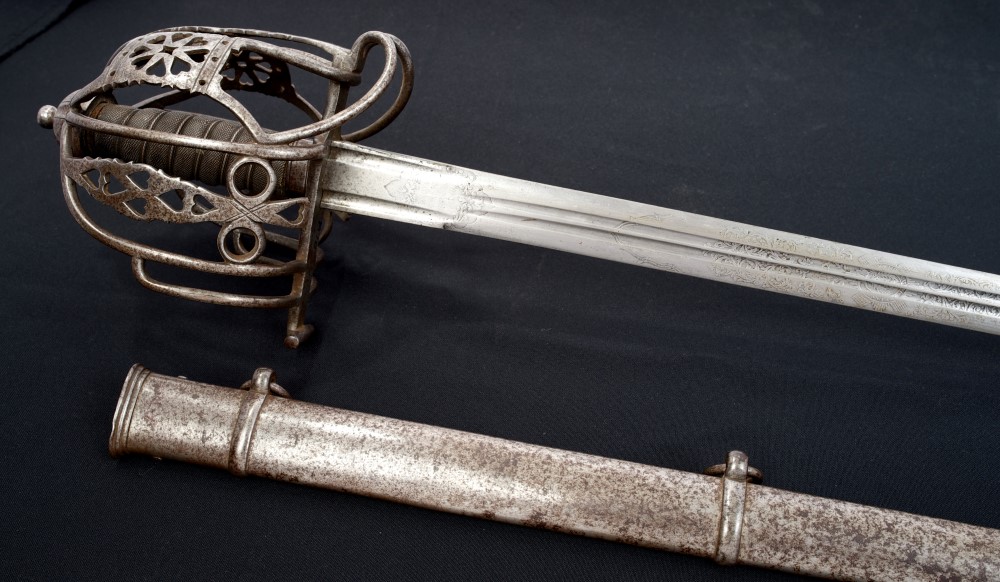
(40, 27, 413, 347)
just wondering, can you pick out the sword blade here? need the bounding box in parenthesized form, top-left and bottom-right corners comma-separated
(320, 141, 1000, 335)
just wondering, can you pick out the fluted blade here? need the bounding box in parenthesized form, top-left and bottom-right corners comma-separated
(320, 141, 1000, 335)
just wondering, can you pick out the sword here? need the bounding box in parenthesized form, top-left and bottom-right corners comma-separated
(109, 365, 1000, 581)
(40, 27, 1000, 346)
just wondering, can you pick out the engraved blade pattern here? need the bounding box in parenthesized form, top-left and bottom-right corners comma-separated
(319, 141, 1000, 335)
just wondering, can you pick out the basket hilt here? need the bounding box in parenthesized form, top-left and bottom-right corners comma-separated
(40, 27, 413, 347)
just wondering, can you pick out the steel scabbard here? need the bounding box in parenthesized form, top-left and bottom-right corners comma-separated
(110, 366, 1000, 581)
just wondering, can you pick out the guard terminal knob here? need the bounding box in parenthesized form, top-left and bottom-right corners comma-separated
(37, 104, 57, 129)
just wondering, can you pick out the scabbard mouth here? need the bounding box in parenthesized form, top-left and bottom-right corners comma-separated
(109, 364, 150, 458)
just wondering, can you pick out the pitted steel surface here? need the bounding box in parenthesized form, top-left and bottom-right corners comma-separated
(110, 366, 1000, 581)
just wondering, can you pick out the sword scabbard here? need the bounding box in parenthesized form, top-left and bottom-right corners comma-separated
(110, 366, 1000, 581)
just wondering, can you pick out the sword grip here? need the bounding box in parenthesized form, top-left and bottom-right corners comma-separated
(80, 100, 304, 196)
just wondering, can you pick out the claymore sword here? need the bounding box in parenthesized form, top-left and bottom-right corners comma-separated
(40, 27, 1000, 346)
(111, 366, 1000, 581)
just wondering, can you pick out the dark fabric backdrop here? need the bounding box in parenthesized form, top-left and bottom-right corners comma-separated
(3, 1, 999, 580)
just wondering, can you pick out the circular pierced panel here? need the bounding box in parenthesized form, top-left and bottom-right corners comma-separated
(128, 32, 212, 81)
(218, 219, 267, 264)
(226, 156, 277, 205)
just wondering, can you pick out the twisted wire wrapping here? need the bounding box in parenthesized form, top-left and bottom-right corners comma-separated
(83, 100, 287, 196)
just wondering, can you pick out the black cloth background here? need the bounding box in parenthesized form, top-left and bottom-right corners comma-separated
(3, 1, 999, 580)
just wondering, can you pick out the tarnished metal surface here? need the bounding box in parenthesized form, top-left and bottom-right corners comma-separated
(42, 28, 1000, 344)
(41, 27, 414, 347)
(707, 451, 755, 565)
(111, 366, 1000, 581)
(741, 486, 1000, 580)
